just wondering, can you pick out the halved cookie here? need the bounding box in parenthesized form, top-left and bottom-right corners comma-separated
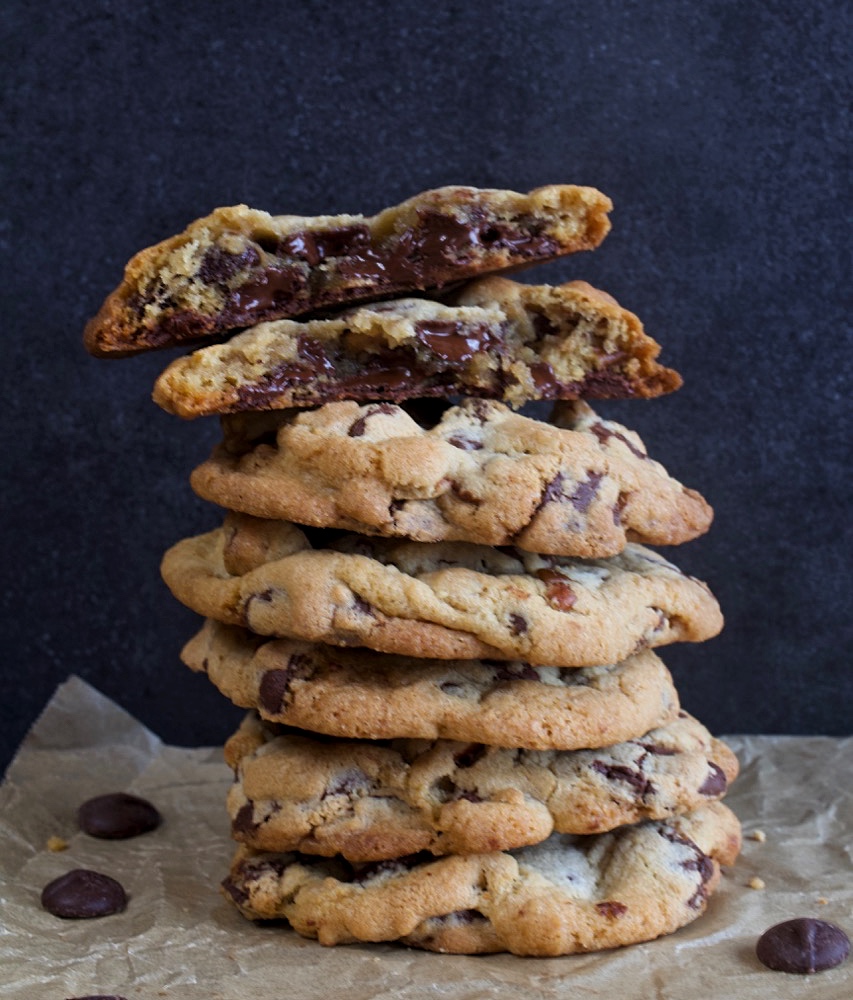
(151, 279, 679, 416)
(84, 184, 611, 357)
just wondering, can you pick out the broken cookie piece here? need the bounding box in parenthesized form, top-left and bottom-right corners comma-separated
(151, 278, 679, 417)
(84, 184, 612, 357)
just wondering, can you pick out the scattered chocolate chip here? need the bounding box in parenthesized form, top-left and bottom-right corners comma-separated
(65, 995, 129, 1000)
(453, 743, 487, 768)
(197, 245, 260, 285)
(508, 612, 528, 635)
(589, 421, 647, 460)
(568, 471, 604, 513)
(232, 803, 258, 835)
(590, 761, 654, 798)
(697, 762, 728, 797)
(536, 568, 577, 610)
(757, 918, 850, 974)
(41, 869, 127, 919)
(258, 654, 312, 714)
(78, 793, 162, 840)
(447, 435, 483, 450)
(491, 662, 540, 682)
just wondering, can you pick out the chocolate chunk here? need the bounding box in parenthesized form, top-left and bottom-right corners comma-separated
(41, 869, 127, 919)
(227, 265, 307, 320)
(595, 900, 628, 918)
(492, 662, 540, 682)
(589, 421, 648, 460)
(756, 918, 850, 974)
(590, 761, 653, 798)
(453, 743, 487, 768)
(348, 403, 398, 437)
(65, 995, 129, 1000)
(414, 319, 497, 363)
(198, 245, 259, 285)
(232, 803, 258, 835)
(296, 335, 335, 374)
(536, 568, 577, 610)
(258, 654, 311, 714)
(697, 762, 728, 797)
(568, 471, 604, 513)
(77, 793, 162, 840)
(447, 434, 483, 450)
(508, 612, 528, 635)
(279, 225, 371, 265)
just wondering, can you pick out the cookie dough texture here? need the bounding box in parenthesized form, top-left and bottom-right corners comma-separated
(161, 514, 723, 665)
(84, 184, 612, 357)
(190, 398, 711, 556)
(151, 278, 680, 417)
(223, 712, 738, 859)
(221, 802, 742, 955)
(185, 620, 679, 749)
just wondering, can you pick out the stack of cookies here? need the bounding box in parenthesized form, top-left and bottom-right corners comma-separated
(84, 184, 741, 956)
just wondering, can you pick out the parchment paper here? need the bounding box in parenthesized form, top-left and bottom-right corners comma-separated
(1, 677, 850, 999)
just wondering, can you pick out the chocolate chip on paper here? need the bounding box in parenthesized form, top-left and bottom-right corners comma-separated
(41, 869, 127, 919)
(756, 917, 850, 974)
(77, 792, 162, 839)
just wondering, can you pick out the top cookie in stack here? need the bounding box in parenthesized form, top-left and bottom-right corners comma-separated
(85, 183, 739, 957)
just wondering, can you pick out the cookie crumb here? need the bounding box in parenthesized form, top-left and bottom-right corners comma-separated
(749, 876, 766, 890)
(46, 835, 68, 852)
(817, 897, 829, 905)
(749, 829, 766, 842)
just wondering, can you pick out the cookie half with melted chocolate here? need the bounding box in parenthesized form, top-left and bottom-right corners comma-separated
(151, 278, 679, 417)
(84, 184, 612, 357)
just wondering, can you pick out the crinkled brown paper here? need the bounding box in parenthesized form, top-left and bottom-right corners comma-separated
(0, 676, 850, 999)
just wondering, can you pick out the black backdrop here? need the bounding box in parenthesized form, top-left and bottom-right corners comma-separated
(3, 0, 850, 771)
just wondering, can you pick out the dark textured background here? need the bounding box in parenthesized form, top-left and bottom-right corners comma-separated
(2, 0, 850, 771)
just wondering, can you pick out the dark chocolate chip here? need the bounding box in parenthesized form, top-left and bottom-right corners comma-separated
(536, 568, 577, 610)
(508, 613, 528, 635)
(77, 793, 162, 840)
(258, 654, 312, 714)
(492, 662, 540, 682)
(589, 422, 648, 460)
(232, 803, 258, 835)
(453, 743, 487, 769)
(697, 762, 728, 797)
(198, 245, 259, 285)
(41, 869, 127, 919)
(590, 761, 654, 798)
(65, 995, 129, 1000)
(414, 319, 498, 363)
(447, 435, 483, 450)
(595, 900, 628, 918)
(568, 471, 604, 513)
(756, 918, 850, 974)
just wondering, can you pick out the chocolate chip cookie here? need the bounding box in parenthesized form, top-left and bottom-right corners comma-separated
(189, 398, 711, 556)
(223, 711, 737, 859)
(84, 184, 612, 357)
(151, 278, 679, 417)
(182, 621, 679, 750)
(221, 801, 742, 954)
(161, 513, 723, 664)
